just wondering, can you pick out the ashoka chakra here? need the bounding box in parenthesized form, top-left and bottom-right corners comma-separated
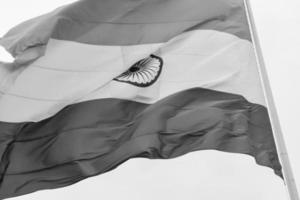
(113, 55, 163, 87)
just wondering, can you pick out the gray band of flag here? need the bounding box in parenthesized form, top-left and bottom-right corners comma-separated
(0, 0, 250, 56)
(0, 88, 282, 199)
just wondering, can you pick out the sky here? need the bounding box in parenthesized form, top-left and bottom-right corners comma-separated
(0, 0, 299, 199)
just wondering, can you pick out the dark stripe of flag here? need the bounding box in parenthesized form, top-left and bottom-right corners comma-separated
(0, 88, 281, 199)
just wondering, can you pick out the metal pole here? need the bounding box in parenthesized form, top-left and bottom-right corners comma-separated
(243, 0, 299, 199)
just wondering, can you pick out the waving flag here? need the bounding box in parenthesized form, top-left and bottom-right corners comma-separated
(0, 0, 283, 198)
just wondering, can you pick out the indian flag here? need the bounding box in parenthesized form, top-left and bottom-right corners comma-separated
(0, 0, 284, 199)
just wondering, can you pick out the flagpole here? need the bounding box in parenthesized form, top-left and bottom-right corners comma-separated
(243, 0, 299, 200)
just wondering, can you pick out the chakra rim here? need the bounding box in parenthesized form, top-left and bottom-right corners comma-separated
(113, 55, 163, 87)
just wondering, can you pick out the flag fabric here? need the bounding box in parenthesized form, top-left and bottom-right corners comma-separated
(0, 0, 282, 199)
